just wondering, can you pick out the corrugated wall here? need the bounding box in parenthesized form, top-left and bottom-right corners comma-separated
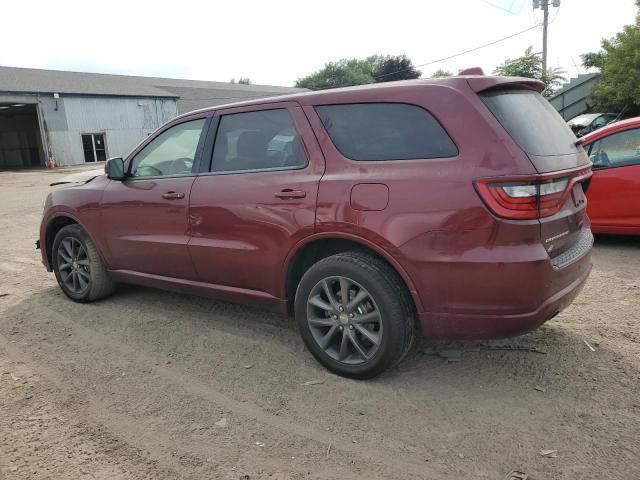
(549, 74, 601, 121)
(42, 96, 177, 165)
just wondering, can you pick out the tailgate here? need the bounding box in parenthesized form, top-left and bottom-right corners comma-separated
(478, 86, 593, 264)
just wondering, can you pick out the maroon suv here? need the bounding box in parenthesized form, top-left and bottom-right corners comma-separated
(39, 75, 593, 378)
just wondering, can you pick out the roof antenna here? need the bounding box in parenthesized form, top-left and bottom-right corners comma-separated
(458, 67, 485, 76)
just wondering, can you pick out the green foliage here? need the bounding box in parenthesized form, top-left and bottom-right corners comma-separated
(494, 46, 542, 78)
(583, 19, 640, 113)
(373, 55, 422, 82)
(539, 68, 567, 97)
(580, 52, 606, 70)
(431, 69, 453, 78)
(238, 77, 251, 85)
(493, 46, 566, 96)
(296, 55, 421, 90)
(295, 56, 383, 90)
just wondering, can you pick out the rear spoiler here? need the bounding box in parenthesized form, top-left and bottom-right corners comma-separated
(465, 76, 545, 94)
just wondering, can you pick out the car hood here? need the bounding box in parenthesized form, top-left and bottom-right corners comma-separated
(50, 168, 105, 186)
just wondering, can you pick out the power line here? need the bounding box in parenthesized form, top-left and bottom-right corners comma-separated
(375, 23, 542, 80)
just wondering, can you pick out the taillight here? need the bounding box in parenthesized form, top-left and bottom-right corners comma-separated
(474, 168, 591, 220)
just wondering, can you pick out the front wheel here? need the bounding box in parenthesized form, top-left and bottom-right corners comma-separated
(295, 252, 415, 379)
(52, 224, 115, 302)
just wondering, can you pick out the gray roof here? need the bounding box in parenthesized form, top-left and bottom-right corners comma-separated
(160, 85, 304, 114)
(0, 66, 306, 107)
(549, 72, 600, 99)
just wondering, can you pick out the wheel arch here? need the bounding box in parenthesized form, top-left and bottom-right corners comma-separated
(283, 233, 423, 316)
(43, 213, 108, 271)
(44, 214, 80, 270)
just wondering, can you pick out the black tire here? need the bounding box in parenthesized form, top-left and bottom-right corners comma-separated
(52, 224, 116, 302)
(295, 251, 415, 379)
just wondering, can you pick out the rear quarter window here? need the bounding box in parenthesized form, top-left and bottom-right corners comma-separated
(315, 103, 458, 161)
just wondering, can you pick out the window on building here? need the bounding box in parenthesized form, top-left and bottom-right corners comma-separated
(314, 103, 458, 161)
(211, 109, 307, 172)
(81, 133, 107, 163)
(130, 119, 205, 177)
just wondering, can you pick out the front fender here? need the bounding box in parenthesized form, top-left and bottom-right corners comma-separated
(40, 177, 111, 271)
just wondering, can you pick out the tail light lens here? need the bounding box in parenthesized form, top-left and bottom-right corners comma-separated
(474, 168, 591, 220)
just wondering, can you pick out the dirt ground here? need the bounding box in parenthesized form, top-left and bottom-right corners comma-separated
(0, 166, 638, 480)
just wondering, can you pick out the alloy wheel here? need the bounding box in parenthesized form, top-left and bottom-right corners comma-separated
(57, 237, 91, 294)
(306, 276, 382, 365)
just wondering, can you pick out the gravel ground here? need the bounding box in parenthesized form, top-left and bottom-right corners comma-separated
(0, 166, 638, 480)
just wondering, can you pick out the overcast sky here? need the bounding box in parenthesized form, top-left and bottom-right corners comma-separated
(0, 0, 636, 86)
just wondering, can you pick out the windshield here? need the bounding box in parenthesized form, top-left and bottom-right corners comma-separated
(567, 114, 599, 127)
(481, 89, 578, 156)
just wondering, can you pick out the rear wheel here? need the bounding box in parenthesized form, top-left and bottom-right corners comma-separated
(52, 224, 115, 302)
(295, 251, 415, 379)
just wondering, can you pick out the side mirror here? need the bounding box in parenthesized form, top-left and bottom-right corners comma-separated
(105, 157, 125, 180)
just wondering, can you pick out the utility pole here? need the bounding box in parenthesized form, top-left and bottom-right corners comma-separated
(542, 0, 549, 73)
(533, 0, 560, 74)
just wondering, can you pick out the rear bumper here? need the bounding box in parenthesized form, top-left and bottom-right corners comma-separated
(418, 261, 591, 340)
(406, 225, 593, 341)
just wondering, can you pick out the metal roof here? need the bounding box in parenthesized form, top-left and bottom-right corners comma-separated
(0, 66, 305, 100)
(549, 72, 600, 99)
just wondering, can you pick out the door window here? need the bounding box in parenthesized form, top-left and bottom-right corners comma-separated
(589, 128, 640, 168)
(130, 119, 205, 177)
(81, 133, 107, 162)
(211, 109, 308, 172)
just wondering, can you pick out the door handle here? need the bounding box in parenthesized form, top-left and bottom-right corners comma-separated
(161, 191, 185, 200)
(274, 189, 306, 199)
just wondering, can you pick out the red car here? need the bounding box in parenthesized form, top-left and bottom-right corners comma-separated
(39, 75, 592, 378)
(581, 117, 640, 235)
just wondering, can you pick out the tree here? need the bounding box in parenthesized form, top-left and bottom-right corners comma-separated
(295, 55, 421, 90)
(581, 52, 606, 70)
(230, 77, 251, 85)
(539, 68, 567, 97)
(580, 1, 640, 114)
(295, 56, 383, 90)
(373, 55, 421, 82)
(493, 46, 566, 96)
(431, 69, 453, 78)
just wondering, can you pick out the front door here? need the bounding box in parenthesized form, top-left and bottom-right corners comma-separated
(100, 116, 208, 279)
(587, 127, 640, 229)
(188, 103, 324, 299)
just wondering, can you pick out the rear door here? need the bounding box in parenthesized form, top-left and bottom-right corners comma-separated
(586, 127, 640, 230)
(479, 88, 591, 259)
(187, 102, 324, 299)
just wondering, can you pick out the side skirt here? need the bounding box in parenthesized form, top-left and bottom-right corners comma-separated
(109, 269, 287, 314)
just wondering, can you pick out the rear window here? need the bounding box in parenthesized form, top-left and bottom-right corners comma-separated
(481, 89, 577, 156)
(315, 103, 458, 161)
